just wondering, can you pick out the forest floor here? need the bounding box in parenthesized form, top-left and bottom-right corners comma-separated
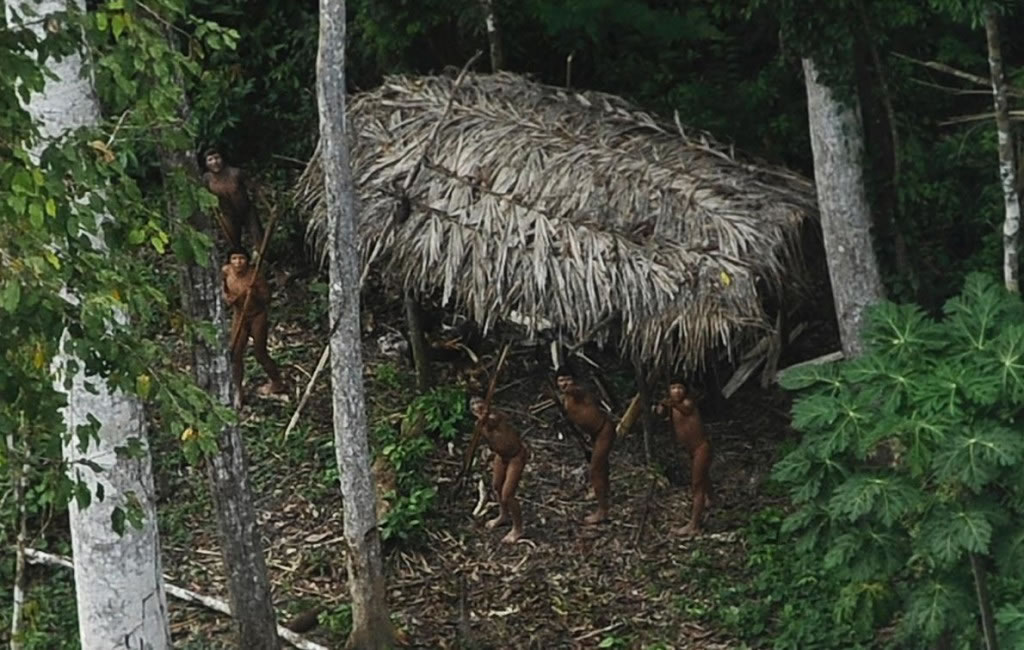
(151, 258, 836, 649)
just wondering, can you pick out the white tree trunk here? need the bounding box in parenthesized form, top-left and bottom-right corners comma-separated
(984, 5, 1021, 294)
(317, 1, 396, 647)
(802, 58, 885, 358)
(7, 0, 171, 647)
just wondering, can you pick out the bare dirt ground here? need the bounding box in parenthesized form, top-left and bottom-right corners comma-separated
(154, 266, 834, 649)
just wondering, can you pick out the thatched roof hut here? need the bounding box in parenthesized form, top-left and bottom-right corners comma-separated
(295, 71, 818, 372)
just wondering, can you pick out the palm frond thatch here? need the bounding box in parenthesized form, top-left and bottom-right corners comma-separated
(295, 71, 818, 372)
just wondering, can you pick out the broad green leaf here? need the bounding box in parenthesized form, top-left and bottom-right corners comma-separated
(943, 273, 1010, 353)
(863, 301, 942, 360)
(933, 425, 1023, 491)
(112, 14, 126, 39)
(790, 393, 840, 433)
(1, 281, 21, 312)
(902, 579, 972, 642)
(919, 507, 992, 566)
(827, 475, 923, 526)
(992, 325, 1024, 402)
(778, 361, 841, 391)
(28, 201, 43, 227)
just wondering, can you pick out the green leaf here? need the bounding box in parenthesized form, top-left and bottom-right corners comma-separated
(45, 197, 57, 217)
(943, 273, 1010, 353)
(28, 201, 43, 227)
(827, 475, 923, 526)
(778, 361, 841, 391)
(862, 301, 943, 361)
(112, 14, 126, 39)
(933, 425, 1023, 491)
(790, 393, 840, 433)
(150, 235, 165, 254)
(992, 325, 1024, 403)
(1, 281, 21, 312)
(96, 11, 108, 31)
(902, 579, 972, 641)
(111, 506, 126, 536)
(919, 507, 992, 566)
(74, 481, 91, 510)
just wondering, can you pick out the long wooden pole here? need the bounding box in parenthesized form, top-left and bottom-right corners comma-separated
(228, 197, 281, 352)
(452, 343, 510, 496)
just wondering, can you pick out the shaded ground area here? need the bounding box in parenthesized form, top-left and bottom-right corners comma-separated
(154, 269, 833, 649)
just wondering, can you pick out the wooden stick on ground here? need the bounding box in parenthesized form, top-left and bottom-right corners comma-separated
(23, 548, 329, 650)
(283, 343, 331, 439)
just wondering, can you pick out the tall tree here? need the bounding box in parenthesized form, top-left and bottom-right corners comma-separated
(802, 57, 885, 357)
(983, 4, 1020, 294)
(317, 0, 396, 646)
(479, 0, 504, 71)
(5, 0, 171, 647)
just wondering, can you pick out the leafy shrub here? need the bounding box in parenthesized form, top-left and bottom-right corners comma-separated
(709, 508, 877, 649)
(374, 385, 467, 542)
(773, 273, 1024, 648)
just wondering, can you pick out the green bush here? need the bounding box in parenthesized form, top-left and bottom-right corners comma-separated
(709, 508, 876, 649)
(374, 385, 467, 542)
(773, 273, 1024, 648)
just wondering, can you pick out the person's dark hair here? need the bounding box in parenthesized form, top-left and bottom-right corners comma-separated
(554, 365, 575, 378)
(203, 147, 221, 159)
(227, 247, 249, 261)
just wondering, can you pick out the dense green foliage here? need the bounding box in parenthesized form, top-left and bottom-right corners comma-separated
(374, 382, 467, 543)
(772, 274, 1024, 647)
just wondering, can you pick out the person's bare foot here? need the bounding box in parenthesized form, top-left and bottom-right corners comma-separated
(501, 528, 524, 543)
(486, 514, 508, 529)
(258, 380, 288, 396)
(673, 523, 700, 538)
(583, 510, 608, 525)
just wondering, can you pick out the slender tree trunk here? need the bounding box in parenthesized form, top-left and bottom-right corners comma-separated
(6, 433, 28, 650)
(405, 290, 430, 393)
(802, 58, 885, 357)
(317, 1, 396, 648)
(632, 360, 653, 465)
(6, 1, 172, 646)
(160, 135, 280, 648)
(970, 553, 999, 650)
(983, 5, 1020, 294)
(479, 0, 504, 71)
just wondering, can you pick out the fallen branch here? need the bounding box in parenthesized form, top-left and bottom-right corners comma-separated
(283, 343, 331, 439)
(23, 548, 329, 650)
(573, 621, 624, 642)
